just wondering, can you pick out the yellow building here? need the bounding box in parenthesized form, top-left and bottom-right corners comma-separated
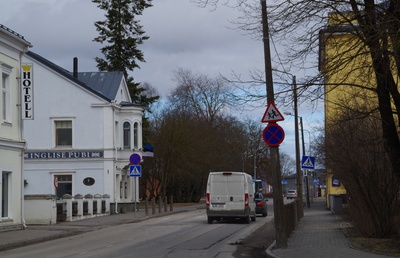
(318, 12, 395, 209)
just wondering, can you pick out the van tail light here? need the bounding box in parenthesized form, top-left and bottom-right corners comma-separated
(245, 193, 249, 207)
(206, 193, 210, 207)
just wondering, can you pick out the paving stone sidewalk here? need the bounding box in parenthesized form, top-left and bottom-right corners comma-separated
(267, 197, 393, 258)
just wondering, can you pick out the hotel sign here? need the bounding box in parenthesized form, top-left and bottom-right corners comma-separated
(21, 63, 33, 119)
(24, 150, 104, 160)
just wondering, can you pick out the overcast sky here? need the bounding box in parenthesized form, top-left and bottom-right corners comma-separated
(0, 0, 323, 161)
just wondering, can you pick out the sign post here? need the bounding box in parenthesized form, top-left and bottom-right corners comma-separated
(129, 153, 141, 213)
(261, 100, 286, 247)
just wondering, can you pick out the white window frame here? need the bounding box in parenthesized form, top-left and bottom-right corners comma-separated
(1, 65, 12, 123)
(133, 122, 139, 150)
(123, 121, 131, 150)
(52, 118, 74, 149)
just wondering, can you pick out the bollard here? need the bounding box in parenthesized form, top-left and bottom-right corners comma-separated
(170, 195, 173, 211)
(145, 198, 149, 216)
(158, 196, 162, 213)
(152, 198, 155, 215)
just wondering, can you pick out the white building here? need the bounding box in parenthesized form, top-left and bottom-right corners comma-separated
(22, 51, 145, 223)
(0, 25, 32, 231)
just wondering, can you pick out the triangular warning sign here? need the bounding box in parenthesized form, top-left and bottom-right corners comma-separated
(261, 102, 285, 123)
(303, 157, 313, 167)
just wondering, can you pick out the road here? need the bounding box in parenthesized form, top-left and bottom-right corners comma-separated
(0, 208, 272, 258)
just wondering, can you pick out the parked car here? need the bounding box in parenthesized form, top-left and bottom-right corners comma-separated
(286, 189, 298, 199)
(254, 192, 268, 217)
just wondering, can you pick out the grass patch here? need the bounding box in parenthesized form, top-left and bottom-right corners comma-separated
(349, 237, 400, 257)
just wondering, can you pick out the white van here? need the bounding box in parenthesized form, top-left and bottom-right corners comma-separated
(206, 172, 256, 224)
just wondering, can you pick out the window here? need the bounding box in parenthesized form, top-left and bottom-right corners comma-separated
(133, 122, 139, 149)
(1, 72, 10, 122)
(123, 122, 131, 149)
(55, 121, 72, 147)
(1, 172, 10, 218)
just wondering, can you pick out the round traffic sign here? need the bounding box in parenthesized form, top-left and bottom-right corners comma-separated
(130, 153, 141, 165)
(262, 123, 285, 147)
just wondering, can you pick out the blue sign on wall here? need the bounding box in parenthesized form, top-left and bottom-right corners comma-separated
(25, 150, 103, 159)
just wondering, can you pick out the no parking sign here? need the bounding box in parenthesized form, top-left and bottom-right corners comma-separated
(262, 123, 285, 147)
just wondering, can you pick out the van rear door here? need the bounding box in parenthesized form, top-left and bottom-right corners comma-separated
(209, 172, 245, 211)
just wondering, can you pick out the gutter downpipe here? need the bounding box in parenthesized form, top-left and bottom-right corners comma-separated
(113, 101, 118, 214)
(18, 51, 27, 228)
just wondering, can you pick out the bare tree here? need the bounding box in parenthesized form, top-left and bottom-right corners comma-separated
(170, 68, 235, 125)
(193, 0, 400, 183)
(280, 152, 295, 179)
(326, 107, 400, 237)
(144, 71, 257, 202)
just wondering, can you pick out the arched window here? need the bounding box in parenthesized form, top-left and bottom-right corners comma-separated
(123, 122, 131, 149)
(133, 122, 139, 149)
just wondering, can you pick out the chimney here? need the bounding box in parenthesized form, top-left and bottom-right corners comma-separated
(73, 57, 78, 78)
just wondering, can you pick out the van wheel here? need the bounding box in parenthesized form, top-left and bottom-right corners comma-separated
(207, 217, 213, 224)
(244, 214, 250, 224)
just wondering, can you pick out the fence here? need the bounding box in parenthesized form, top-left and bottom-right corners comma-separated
(57, 194, 110, 222)
(284, 199, 303, 237)
(143, 196, 174, 216)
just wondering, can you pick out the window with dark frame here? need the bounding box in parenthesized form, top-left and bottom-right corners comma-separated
(55, 121, 72, 147)
(123, 121, 131, 149)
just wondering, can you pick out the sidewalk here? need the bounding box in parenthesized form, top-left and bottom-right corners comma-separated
(0, 203, 204, 252)
(266, 197, 393, 258)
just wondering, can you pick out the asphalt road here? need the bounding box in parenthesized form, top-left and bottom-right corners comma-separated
(0, 207, 272, 258)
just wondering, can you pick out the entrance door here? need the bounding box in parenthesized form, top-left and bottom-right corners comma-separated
(55, 174, 72, 199)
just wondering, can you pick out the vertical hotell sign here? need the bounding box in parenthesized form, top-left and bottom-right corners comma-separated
(21, 63, 34, 120)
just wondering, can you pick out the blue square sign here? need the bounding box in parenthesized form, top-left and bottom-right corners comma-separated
(129, 165, 142, 177)
(301, 156, 315, 169)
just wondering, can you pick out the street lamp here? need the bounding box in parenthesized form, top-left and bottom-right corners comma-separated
(284, 110, 304, 213)
(285, 112, 312, 208)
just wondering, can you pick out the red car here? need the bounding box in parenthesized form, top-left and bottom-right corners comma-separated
(254, 192, 268, 217)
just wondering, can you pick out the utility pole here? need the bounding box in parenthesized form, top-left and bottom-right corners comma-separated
(293, 76, 304, 218)
(260, 0, 287, 248)
(300, 117, 311, 208)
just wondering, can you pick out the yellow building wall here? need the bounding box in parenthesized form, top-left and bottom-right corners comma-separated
(322, 13, 399, 207)
(325, 173, 346, 208)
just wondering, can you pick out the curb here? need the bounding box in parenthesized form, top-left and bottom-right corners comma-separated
(265, 240, 283, 258)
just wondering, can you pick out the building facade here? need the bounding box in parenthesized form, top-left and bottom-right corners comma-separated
(22, 51, 144, 222)
(0, 24, 31, 230)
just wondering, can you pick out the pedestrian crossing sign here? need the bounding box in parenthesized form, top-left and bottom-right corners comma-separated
(301, 156, 315, 169)
(129, 165, 142, 177)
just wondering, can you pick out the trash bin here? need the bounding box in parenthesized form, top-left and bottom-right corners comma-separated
(331, 195, 343, 214)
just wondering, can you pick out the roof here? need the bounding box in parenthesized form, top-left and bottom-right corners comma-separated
(26, 51, 143, 108)
(77, 72, 123, 101)
(0, 24, 32, 47)
(26, 51, 111, 102)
